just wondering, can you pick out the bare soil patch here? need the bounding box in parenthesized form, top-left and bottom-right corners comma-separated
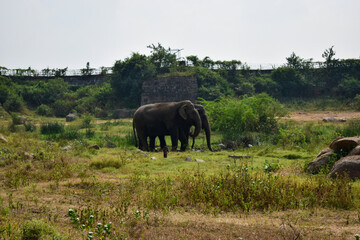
(284, 111, 360, 122)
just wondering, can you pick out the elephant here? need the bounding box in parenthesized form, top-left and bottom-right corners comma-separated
(133, 100, 202, 152)
(149, 104, 213, 151)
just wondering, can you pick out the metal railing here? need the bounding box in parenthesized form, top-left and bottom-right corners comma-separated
(0, 67, 113, 77)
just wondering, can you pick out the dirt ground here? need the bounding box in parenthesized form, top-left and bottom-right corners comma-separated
(284, 111, 360, 122)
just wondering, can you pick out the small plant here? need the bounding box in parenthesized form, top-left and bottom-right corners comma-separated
(20, 219, 56, 240)
(24, 121, 36, 132)
(263, 160, 280, 173)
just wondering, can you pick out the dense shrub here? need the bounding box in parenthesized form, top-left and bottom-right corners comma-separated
(3, 93, 24, 112)
(36, 104, 53, 116)
(21, 78, 69, 107)
(21, 219, 58, 240)
(201, 94, 287, 144)
(52, 99, 75, 117)
(40, 122, 65, 135)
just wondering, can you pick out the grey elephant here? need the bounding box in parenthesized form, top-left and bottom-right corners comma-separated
(133, 100, 201, 151)
(149, 104, 213, 151)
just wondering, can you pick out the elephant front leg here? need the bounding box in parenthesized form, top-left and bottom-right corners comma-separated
(159, 135, 167, 149)
(179, 129, 189, 151)
(149, 136, 156, 152)
(170, 130, 179, 151)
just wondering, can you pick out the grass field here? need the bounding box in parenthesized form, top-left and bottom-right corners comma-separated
(1, 112, 360, 239)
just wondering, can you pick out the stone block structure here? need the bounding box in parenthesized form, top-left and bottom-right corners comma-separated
(141, 76, 198, 105)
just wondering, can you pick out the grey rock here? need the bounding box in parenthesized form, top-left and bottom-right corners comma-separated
(323, 117, 346, 122)
(348, 145, 360, 156)
(66, 113, 76, 122)
(329, 155, 360, 179)
(195, 159, 205, 163)
(185, 157, 192, 162)
(133, 149, 149, 156)
(151, 157, 156, 160)
(0, 136, 8, 143)
(89, 144, 100, 150)
(307, 148, 333, 174)
(61, 145, 72, 151)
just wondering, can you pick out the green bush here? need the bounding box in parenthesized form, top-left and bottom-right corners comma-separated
(3, 93, 24, 112)
(52, 99, 75, 117)
(40, 122, 65, 135)
(59, 126, 82, 140)
(201, 94, 287, 144)
(21, 219, 56, 240)
(353, 94, 360, 111)
(36, 104, 53, 116)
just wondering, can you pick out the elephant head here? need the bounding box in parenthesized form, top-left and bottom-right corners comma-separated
(179, 101, 202, 139)
(192, 104, 213, 151)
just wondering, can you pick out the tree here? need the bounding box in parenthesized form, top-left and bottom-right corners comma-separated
(111, 53, 156, 108)
(147, 43, 177, 74)
(322, 46, 338, 68)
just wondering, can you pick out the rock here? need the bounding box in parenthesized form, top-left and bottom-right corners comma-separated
(195, 159, 205, 163)
(329, 155, 360, 179)
(66, 113, 76, 122)
(89, 144, 100, 150)
(18, 151, 33, 160)
(307, 148, 333, 174)
(329, 137, 360, 153)
(132, 149, 149, 156)
(185, 157, 192, 162)
(348, 145, 360, 156)
(0, 136, 8, 143)
(61, 145, 72, 151)
(151, 157, 156, 160)
(323, 117, 346, 122)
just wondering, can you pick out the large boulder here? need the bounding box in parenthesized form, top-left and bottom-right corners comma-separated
(329, 137, 360, 153)
(329, 155, 360, 179)
(307, 147, 333, 174)
(348, 145, 360, 156)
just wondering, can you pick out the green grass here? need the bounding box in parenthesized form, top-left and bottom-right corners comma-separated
(2, 113, 360, 239)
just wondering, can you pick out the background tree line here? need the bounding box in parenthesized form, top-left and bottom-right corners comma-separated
(1, 44, 360, 117)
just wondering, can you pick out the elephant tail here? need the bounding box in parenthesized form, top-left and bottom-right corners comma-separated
(133, 120, 138, 147)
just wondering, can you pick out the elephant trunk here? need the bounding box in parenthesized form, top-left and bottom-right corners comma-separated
(190, 110, 201, 139)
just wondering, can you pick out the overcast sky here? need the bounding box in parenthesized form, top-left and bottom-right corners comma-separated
(0, 0, 359, 70)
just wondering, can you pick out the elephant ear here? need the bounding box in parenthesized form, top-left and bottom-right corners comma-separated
(179, 104, 188, 120)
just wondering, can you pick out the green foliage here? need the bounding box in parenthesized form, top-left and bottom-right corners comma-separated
(263, 160, 280, 173)
(90, 158, 126, 169)
(21, 78, 69, 107)
(36, 104, 53, 116)
(353, 94, 360, 111)
(201, 94, 287, 144)
(111, 53, 156, 108)
(40, 122, 65, 135)
(194, 67, 231, 100)
(3, 93, 24, 112)
(271, 67, 306, 97)
(52, 99, 75, 117)
(340, 119, 360, 137)
(337, 75, 360, 98)
(20, 219, 58, 240)
(147, 43, 177, 74)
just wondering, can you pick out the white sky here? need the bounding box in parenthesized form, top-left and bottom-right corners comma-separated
(0, 0, 359, 70)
